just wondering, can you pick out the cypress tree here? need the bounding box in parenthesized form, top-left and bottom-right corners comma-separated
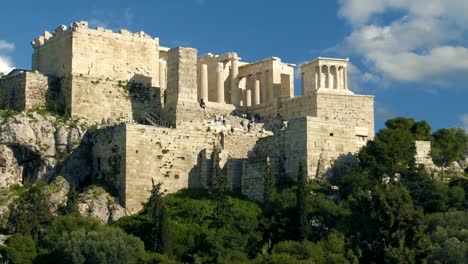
(263, 157, 276, 204)
(209, 148, 230, 228)
(296, 161, 308, 241)
(145, 180, 173, 255)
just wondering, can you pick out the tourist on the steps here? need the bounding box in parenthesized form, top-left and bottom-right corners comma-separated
(200, 98, 206, 109)
(247, 122, 251, 132)
(222, 115, 226, 126)
(230, 126, 234, 133)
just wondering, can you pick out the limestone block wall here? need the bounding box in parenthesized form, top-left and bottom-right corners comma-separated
(415, 140, 434, 166)
(64, 76, 161, 122)
(124, 125, 219, 213)
(71, 25, 160, 86)
(33, 22, 160, 86)
(315, 93, 374, 140)
(24, 72, 49, 109)
(92, 125, 127, 202)
(305, 117, 359, 179)
(162, 47, 204, 126)
(32, 29, 73, 78)
(92, 124, 221, 214)
(279, 95, 318, 120)
(0, 72, 49, 111)
(0, 74, 26, 110)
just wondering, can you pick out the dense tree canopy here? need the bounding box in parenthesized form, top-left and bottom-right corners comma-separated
(0, 116, 466, 263)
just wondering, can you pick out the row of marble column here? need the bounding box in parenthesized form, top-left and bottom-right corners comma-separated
(315, 65, 348, 90)
(199, 58, 274, 106)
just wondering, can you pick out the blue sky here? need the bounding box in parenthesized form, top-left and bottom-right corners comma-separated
(0, 0, 467, 132)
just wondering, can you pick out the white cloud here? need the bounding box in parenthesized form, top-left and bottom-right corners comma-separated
(0, 56, 14, 75)
(0, 40, 15, 75)
(337, 0, 468, 85)
(0, 40, 15, 51)
(461, 114, 468, 131)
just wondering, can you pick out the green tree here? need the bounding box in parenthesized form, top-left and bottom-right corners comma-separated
(8, 181, 53, 241)
(2, 234, 37, 264)
(359, 117, 432, 178)
(209, 148, 231, 229)
(263, 157, 276, 204)
(432, 128, 465, 168)
(296, 161, 308, 241)
(345, 185, 424, 263)
(46, 227, 145, 264)
(144, 180, 173, 255)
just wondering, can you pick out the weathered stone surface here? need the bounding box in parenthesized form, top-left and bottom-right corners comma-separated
(77, 185, 127, 223)
(41, 176, 70, 215)
(0, 71, 49, 111)
(0, 112, 92, 188)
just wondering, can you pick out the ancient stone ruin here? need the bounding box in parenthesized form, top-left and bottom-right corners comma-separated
(0, 21, 376, 213)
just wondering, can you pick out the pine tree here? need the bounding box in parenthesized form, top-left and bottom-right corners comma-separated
(144, 180, 173, 255)
(263, 157, 276, 204)
(296, 161, 308, 241)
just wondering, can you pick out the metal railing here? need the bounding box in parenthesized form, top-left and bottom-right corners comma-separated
(141, 112, 172, 128)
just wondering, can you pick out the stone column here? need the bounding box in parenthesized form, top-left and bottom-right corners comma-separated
(254, 77, 261, 105)
(326, 65, 331, 89)
(246, 89, 252, 107)
(159, 59, 167, 90)
(336, 66, 341, 89)
(200, 64, 208, 101)
(333, 66, 338, 89)
(344, 66, 348, 90)
(230, 57, 239, 105)
(216, 62, 224, 103)
(318, 65, 323, 88)
(266, 71, 273, 102)
(260, 72, 266, 103)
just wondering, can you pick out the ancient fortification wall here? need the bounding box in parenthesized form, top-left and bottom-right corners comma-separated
(31, 21, 161, 121)
(92, 125, 127, 203)
(93, 124, 221, 213)
(0, 72, 49, 111)
(315, 93, 374, 139)
(62, 76, 161, 121)
(0, 21, 378, 210)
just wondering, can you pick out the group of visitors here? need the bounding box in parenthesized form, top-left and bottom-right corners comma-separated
(214, 114, 227, 126)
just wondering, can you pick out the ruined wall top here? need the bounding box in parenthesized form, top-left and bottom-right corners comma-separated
(31, 21, 159, 48)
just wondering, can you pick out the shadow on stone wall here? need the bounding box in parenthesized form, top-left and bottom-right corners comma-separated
(128, 74, 161, 123)
(46, 131, 94, 186)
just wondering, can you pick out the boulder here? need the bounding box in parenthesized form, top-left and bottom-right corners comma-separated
(41, 176, 70, 215)
(77, 185, 127, 223)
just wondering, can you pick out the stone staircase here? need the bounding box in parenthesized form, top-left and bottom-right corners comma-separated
(141, 112, 172, 128)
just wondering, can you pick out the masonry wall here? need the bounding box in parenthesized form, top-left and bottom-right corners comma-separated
(24, 72, 49, 109)
(0, 74, 26, 110)
(124, 124, 219, 213)
(92, 125, 127, 203)
(70, 26, 160, 86)
(64, 76, 161, 122)
(415, 140, 434, 166)
(32, 30, 73, 78)
(316, 93, 374, 139)
(32, 22, 162, 121)
(162, 47, 204, 126)
(305, 117, 359, 179)
(0, 72, 49, 111)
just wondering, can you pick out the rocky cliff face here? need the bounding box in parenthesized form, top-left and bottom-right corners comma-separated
(0, 111, 91, 188)
(0, 111, 127, 223)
